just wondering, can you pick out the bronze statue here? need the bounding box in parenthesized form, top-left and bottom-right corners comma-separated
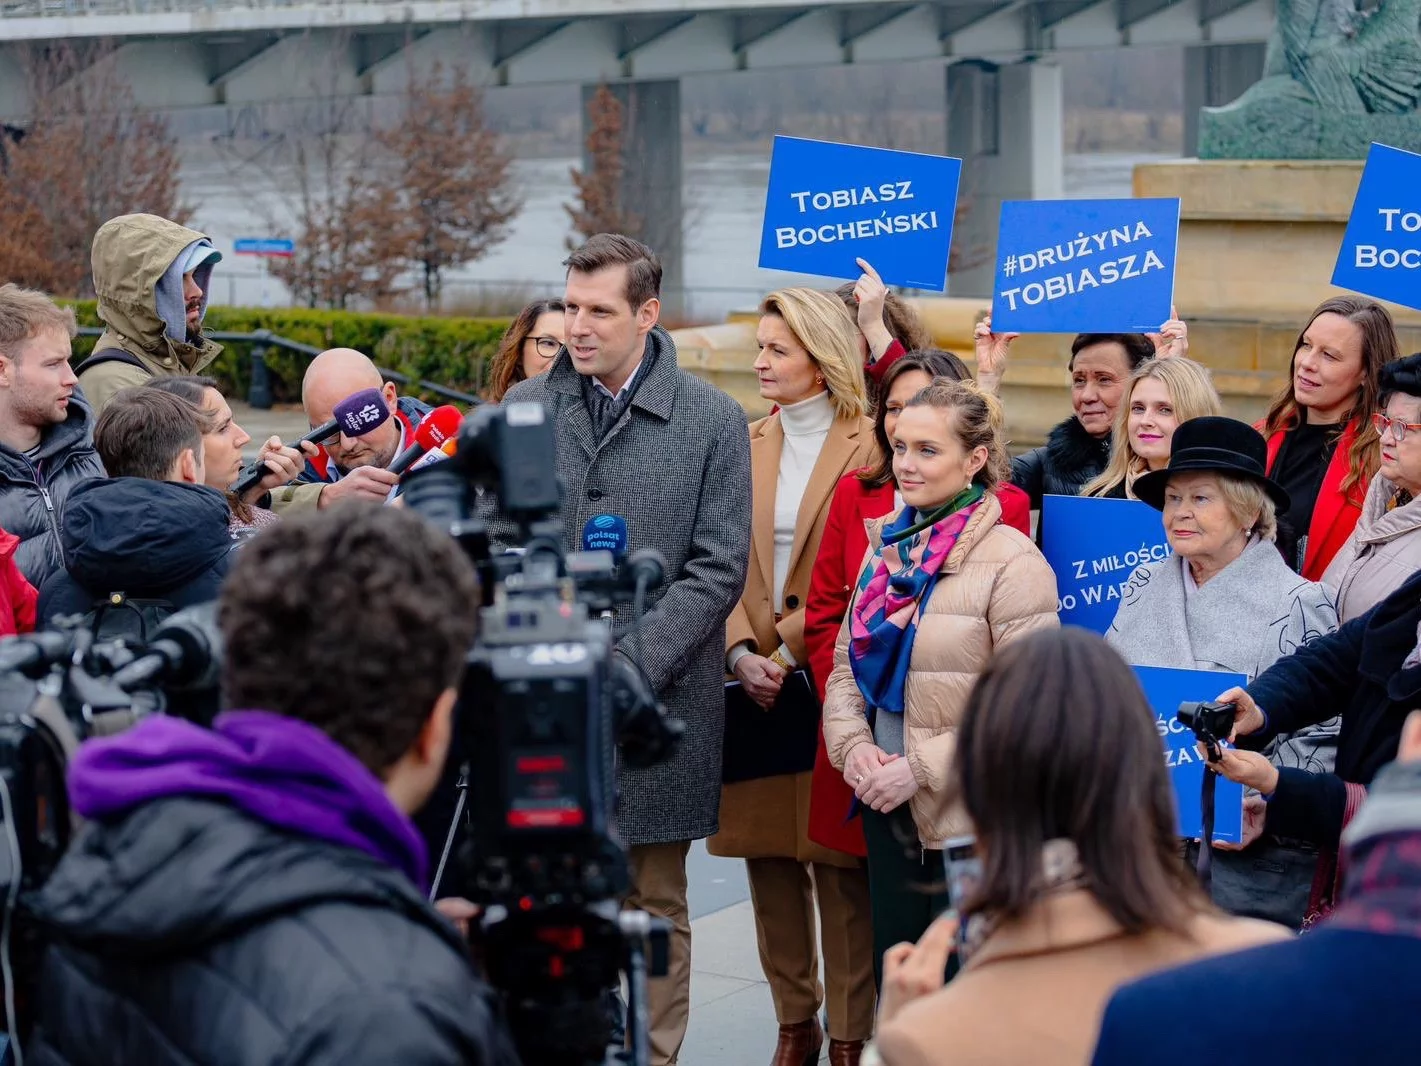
(1199, 0, 1421, 157)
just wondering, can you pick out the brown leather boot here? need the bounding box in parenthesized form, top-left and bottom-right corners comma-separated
(770, 1017, 824, 1066)
(828, 1038, 866, 1066)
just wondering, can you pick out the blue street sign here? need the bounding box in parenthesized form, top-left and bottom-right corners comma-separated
(1332, 142, 1421, 312)
(757, 135, 962, 291)
(991, 198, 1181, 333)
(234, 238, 295, 257)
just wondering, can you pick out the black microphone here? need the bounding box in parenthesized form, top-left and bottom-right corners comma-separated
(229, 417, 339, 496)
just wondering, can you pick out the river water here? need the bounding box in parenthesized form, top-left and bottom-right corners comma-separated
(185, 149, 1168, 321)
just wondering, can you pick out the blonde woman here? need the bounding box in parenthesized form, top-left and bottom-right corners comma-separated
(1082, 357, 1222, 500)
(709, 288, 877, 1066)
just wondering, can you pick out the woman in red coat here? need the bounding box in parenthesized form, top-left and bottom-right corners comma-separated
(803, 350, 1030, 858)
(1256, 296, 1401, 580)
(834, 259, 933, 392)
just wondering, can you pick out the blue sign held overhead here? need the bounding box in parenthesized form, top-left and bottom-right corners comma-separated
(234, 238, 295, 257)
(758, 135, 962, 291)
(1331, 142, 1421, 312)
(990, 198, 1181, 333)
(1133, 665, 1246, 843)
(1041, 494, 1171, 634)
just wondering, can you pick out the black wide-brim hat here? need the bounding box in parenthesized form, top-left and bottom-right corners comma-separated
(1133, 416, 1291, 514)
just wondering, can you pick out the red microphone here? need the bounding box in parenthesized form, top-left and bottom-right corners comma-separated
(389, 405, 463, 476)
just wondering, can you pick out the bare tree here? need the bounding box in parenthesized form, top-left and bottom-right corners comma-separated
(374, 62, 521, 310)
(0, 42, 187, 296)
(212, 32, 405, 310)
(565, 84, 642, 247)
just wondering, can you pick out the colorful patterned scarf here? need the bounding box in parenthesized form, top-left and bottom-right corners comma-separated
(849, 484, 985, 714)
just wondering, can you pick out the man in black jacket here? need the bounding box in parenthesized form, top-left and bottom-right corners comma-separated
(26, 505, 519, 1066)
(0, 284, 106, 588)
(35, 387, 236, 628)
(1213, 566, 1421, 851)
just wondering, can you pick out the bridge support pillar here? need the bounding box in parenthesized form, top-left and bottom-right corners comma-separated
(579, 79, 684, 318)
(1183, 44, 1266, 157)
(947, 59, 1063, 298)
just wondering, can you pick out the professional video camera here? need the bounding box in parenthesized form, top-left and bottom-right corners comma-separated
(0, 607, 222, 1046)
(403, 401, 684, 1066)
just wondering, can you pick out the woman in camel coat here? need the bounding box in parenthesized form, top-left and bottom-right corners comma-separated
(709, 288, 878, 1066)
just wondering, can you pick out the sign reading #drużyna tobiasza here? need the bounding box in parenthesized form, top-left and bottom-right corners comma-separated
(1332, 142, 1421, 313)
(1041, 495, 1173, 635)
(757, 135, 962, 291)
(990, 198, 1181, 333)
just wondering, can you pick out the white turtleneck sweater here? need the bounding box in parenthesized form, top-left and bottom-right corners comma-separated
(726, 390, 834, 675)
(773, 390, 835, 612)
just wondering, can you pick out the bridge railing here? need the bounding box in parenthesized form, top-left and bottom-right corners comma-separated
(76, 326, 481, 410)
(1, 0, 397, 16)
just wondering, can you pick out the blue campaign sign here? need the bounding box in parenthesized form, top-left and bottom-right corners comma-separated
(990, 198, 1181, 333)
(234, 238, 295, 257)
(1132, 665, 1246, 843)
(1040, 494, 1171, 634)
(1331, 142, 1421, 312)
(757, 135, 962, 291)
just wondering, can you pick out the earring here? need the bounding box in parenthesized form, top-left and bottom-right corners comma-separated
(815, 375, 824, 385)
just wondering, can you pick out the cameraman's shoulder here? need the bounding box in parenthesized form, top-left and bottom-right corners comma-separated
(280, 978, 516, 1066)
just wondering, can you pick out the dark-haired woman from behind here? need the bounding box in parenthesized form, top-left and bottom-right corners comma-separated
(868, 629, 1288, 1066)
(484, 298, 566, 402)
(1258, 295, 1400, 579)
(803, 352, 1030, 864)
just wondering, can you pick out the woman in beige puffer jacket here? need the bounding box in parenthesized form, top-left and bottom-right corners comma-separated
(823, 379, 1059, 988)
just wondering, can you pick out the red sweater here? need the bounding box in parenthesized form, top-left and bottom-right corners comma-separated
(867, 338, 908, 384)
(802, 470, 1031, 855)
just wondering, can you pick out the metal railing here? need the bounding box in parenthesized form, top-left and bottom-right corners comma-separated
(76, 326, 481, 410)
(1, 0, 399, 15)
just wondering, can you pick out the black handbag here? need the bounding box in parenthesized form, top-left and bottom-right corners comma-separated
(721, 669, 821, 784)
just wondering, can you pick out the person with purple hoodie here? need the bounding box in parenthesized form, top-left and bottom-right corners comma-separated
(23, 505, 520, 1066)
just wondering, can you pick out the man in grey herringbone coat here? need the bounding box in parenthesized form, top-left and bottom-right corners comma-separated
(501, 234, 751, 1065)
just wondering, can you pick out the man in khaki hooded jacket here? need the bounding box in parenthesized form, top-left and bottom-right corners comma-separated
(78, 214, 224, 413)
(79, 214, 327, 513)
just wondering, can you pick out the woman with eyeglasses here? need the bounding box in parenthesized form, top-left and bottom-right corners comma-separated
(485, 299, 567, 403)
(1324, 353, 1421, 624)
(1256, 296, 1400, 579)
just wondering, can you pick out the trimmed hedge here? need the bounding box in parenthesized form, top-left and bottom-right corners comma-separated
(66, 303, 512, 404)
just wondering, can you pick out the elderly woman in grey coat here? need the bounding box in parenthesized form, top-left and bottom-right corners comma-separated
(1107, 417, 1337, 929)
(1324, 353, 1421, 624)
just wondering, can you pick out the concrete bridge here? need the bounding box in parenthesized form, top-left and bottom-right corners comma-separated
(0, 0, 1274, 297)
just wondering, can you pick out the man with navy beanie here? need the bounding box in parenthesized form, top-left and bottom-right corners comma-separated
(78, 213, 225, 412)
